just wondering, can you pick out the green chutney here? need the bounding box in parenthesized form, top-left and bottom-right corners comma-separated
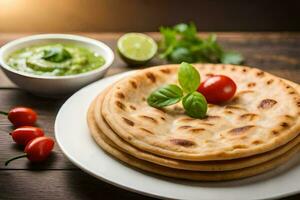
(6, 44, 105, 76)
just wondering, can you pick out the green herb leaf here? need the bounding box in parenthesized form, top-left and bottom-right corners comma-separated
(174, 23, 189, 33)
(169, 47, 195, 63)
(221, 52, 244, 65)
(208, 33, 217, 43)
(159, 23, 244, 64)
(174, 22, 197, 39)
(182, 92, 207, 119)
(42, 47, 72, 63)
(147, 84, 183, 108)
(178, 62, 200, 93)
(159, 27, 177, 58)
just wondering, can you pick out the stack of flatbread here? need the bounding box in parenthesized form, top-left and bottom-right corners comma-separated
(87, 64, 300, 181)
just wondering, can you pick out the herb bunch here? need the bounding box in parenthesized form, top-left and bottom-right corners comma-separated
(147, 62, 207, 119)
(159, 23, 243, 65)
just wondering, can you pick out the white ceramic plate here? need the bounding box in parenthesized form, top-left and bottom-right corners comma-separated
(55, 71, 300, 200)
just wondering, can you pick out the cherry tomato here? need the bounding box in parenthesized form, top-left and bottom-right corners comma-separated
(10, 126, 44, 145)
(24, 136, 54, 162)
(7, 107, 37, 127)
(197, 75, 237, 104)
(5, 136, 54, 166)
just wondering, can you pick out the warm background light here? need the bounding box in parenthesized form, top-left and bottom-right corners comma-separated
(0, 0, 299, 32)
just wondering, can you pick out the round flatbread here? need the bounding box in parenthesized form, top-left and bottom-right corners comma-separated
(94, 87, 300, 171)
(101, 64, 300, 161)
(88, 102, 300, 181)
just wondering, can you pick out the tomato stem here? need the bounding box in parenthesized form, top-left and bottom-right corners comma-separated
(0, 111, 8, 116)
(5, 154, 27, 166)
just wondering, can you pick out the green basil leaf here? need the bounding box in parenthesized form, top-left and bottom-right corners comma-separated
(182, 92, 207, 119)
(221, 52, 244, 65)
(178, 62, 200, 93)
(147, 84, 183, 108)
(42, 47, 72, 63)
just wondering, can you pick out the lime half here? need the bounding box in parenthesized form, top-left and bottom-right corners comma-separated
(117, 33, 157, 66)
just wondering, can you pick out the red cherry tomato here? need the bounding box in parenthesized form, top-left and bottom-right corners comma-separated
(197, 75, 237, 104)
(7, 107, 37, 127)
(10, 126, 44, 145)
(25, 136, 54, 162)
(5, 136, 54, 166)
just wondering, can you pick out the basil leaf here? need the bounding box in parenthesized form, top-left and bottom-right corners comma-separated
(147, 84, 183, 108)
(178, 62, 200, 93)
(42, 47, 72, 63)
(221, 52, 244, 65)
(182, 92, 207, 119)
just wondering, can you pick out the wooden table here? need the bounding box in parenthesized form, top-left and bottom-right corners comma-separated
(0, 33, 299, 200)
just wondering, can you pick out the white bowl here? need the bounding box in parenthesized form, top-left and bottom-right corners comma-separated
(0, 34, 114, 97)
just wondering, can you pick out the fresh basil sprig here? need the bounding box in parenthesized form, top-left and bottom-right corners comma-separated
(147, 84, 183, 108)
(147, 62, 207, 119)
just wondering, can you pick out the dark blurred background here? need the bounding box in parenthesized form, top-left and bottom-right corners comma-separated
(0, 0, 300, 32)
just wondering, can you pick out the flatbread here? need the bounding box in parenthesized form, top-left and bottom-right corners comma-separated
(88, 102, 300, 181)
(101, 64, 300, 161)
(94, 87, 300, 171)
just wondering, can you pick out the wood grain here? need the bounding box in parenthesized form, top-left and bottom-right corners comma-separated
(0, 170, 297, 200)
(0, 33, 299, 199)
(0, 170, 156, 200)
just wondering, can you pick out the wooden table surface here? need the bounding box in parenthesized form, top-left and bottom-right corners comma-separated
(0, 33, 299, 200)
